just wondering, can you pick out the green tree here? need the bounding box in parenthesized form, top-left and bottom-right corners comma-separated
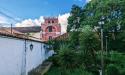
(67, 4, 82, 32)
(79, 25, 100, 71)
(79, 0, 125, 52)
(68, 31, 80, 49)
(106, 64, 120, 75)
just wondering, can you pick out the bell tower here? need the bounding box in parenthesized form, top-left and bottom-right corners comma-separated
(41, 17, 61, 41)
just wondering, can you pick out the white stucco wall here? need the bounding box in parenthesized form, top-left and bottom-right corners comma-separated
(26, 41, 45, 74)
(0, 36, 24, 75)
(0, 35, 52, 75)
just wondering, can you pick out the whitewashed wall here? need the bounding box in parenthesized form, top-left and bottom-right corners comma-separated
(0, 35, 52, 75)
(26, 41, 46, 75)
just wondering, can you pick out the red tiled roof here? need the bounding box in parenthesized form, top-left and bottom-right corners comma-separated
(12, 26, 41, 33)
(54, 33, 69, 40)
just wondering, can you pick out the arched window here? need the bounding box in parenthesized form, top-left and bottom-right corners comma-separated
(48, 26, 52, 32)
(45, 26, 56, 32)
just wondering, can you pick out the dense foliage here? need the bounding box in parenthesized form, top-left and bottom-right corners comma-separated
(68, 0, 125, 52)
(45, 67, 93, 75)
(46, 0, 125, 75)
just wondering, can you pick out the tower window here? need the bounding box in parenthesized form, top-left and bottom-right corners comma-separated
(48, 21, 50, 23)
(48, 26, 52, 32)
(52, 20, 54, 23)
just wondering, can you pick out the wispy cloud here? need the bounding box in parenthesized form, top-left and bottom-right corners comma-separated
(0, 16, 8, 23)
(0, 7, 21, 26)
(15, 16, 44, 27)
(0, 15, 16, 27)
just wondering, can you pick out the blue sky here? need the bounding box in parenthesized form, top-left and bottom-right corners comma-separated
(0, 0, 86, 19)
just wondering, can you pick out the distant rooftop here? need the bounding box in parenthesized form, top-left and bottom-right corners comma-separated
(0, 26, 44, 42)
(12, 26, 41, 33)
(0, 27, 23, 35)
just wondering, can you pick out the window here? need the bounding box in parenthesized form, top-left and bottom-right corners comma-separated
(48, 21, 50, 23)
(52, 20, 54, 23)
(48, 26, 52, 32)
(49, 36, 52, 40)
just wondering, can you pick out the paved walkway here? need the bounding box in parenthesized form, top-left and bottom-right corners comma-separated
(28, 61, 52, 75)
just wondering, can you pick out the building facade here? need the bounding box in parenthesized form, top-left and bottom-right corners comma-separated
(41, 17, 61, 41)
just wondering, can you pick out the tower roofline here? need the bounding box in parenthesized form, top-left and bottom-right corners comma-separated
(44, 17, 58, 19)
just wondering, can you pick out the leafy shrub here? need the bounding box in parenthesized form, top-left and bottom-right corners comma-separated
(58, 44, 79, 68)
(106, 64, 120, 75)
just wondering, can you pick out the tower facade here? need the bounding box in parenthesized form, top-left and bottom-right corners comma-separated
(41, 17, 61, 41)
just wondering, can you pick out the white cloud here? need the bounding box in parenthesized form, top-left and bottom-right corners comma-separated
(86, 0, 91, 3)
(0, 16, 8, 23)
(58, 13, 70, 33)
(0, 15, 16, 27)
(74, 0, 91, 3)
(15, 16, 44, 27)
